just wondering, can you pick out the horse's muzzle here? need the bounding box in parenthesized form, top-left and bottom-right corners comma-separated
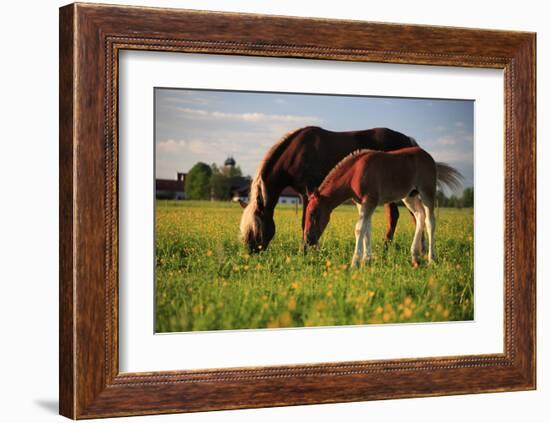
(303, 236, 319, 254)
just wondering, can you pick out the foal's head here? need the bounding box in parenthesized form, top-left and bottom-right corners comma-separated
(303, 189, 331, 248)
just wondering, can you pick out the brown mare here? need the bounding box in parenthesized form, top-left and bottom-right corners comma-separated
(239, 126, 419, 253)
(303, 147, 463, 267)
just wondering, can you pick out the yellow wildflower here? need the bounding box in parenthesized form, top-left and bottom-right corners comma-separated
(279, 312, 292, 326)
(287, 297, 296, 311)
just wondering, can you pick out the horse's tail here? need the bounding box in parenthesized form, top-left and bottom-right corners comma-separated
(435, 162, 463, 193)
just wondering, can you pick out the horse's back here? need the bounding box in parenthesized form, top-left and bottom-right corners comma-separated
(358, 147, 436, 181)
(352, 147, 435, 203)
(270, 126, 419, 195)
(387, 146, 434, 163)
(286, 127, 416, 166)
(354, 127, 415, 151)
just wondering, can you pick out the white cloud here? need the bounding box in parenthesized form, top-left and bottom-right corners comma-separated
(157, 138, 216, 155)
(159, 94, 211, 106)
(436, 136, 457, 146)
(157, 139, 185, 153)
(177, 107, 321, 124)
(429, 148, 473, 164)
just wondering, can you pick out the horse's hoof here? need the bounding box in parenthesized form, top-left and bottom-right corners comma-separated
(412, 261, 420, 269)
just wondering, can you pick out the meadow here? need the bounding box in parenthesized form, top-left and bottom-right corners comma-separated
(155, 200, 474, 332)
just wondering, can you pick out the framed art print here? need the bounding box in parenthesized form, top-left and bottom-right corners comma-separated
(59, 3, 536, 419)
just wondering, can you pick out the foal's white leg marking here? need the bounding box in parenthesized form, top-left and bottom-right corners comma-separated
(412, 200, 426, 264)
(362, 216, 372, 263)
(402, 196, 425, 266)
(352, 202, 376, 267)
(352, 203, 366, 268)
(361, 202, 377, 265)
(422, 203, 437, 263)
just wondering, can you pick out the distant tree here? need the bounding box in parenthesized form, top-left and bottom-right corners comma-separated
(449, 195, 461, 208)
(435, 190, 448, 207)
(184, 162, 212, 200)
(210, 163, 230, 200)
(222, 164, 243, 178)
(433, 187, 473, 208)
(461, 187, 474, 208)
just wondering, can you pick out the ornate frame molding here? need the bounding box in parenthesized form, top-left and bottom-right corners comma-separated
(60, 3, 535, 419)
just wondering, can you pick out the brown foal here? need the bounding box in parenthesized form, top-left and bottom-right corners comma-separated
(303, 147, 447, 267)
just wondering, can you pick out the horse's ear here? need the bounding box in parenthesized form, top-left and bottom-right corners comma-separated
(306, 187, 319, 199)
(238, 199, 248, 209)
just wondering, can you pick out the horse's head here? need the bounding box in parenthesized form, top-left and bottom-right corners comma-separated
(239, 199, 275, 253)
(303, 189, 330, 249)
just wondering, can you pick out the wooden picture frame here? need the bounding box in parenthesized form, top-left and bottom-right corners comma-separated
(59, 2, 536, 419)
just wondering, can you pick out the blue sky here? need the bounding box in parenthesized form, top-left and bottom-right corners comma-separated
(155, 88, 474, 190)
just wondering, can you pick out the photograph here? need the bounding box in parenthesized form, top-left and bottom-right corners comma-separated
(50, 1, 537, 420)
(154, 88, 474, 332)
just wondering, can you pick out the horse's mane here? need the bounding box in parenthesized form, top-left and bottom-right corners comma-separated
(249, 126, 309, 208)
(240, 126, 309, 242)
(318, 149, 376, 192)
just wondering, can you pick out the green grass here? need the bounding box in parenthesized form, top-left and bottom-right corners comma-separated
(155, 200, 474, 332)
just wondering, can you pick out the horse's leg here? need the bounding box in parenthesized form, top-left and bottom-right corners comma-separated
(420, 194, 437, 264)
(351, 203, 367, 268)
(301, 194, 309, 230)
(383, 203, 399, 244)
(361, 201, 377, 265)
(407, 207, 427, 253)
(299, 194, 309, 253)
(402, 196, 425, 267)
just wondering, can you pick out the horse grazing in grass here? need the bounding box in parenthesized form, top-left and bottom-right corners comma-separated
(239, 126, 419, 253)
(303, 147, 463, 267)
